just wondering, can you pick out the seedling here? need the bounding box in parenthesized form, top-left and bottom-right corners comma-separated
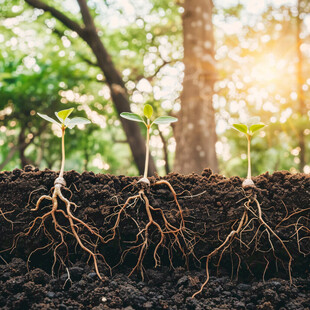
(193, 118, 293, 298)
(11, 108, 107, 280)
(233, 117, 266, 188)
(103, 105, 193, 279)
(38, 108, 91, 185)
(120, 104, 177, 185)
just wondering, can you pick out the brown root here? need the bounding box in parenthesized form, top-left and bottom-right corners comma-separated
(10, 183, 108, 280)
(104, 179, 194, 280)
(192, 192, 293, 298)
(274, 205, 310, 257)
(0, 208, 14, 231)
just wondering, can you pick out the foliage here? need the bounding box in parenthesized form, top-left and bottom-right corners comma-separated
(233, 117, 266, 137)
(38, 108, 91, 129)
(0, 0, 181, 175)
(0, 0, 310, 176)
(120, 103, 177, 127)
(121, 103, 177, 180)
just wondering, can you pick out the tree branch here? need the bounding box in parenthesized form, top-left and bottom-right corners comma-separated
(51, 27, 99, 67)
(78, 54, 99, 67)
(131, 58, 182, 90)
(24, 0, 157, 175)
(24, 0, 85, 36)
(76, 0, 96, 30)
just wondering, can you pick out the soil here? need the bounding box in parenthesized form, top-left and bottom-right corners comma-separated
(0, 166, 309, 309)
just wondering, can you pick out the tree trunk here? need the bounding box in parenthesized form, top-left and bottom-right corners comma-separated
(18, 129, 31, 168)
(80, 30, 156, 176)
(24, 0, 156, 176)
(297, 0, 306, 172)
(174, 0, 218, 174)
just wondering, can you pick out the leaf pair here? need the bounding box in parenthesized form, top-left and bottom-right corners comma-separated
(120, 104, 177, 126)
(233, 117, 266, 136)
(38, 108, 91, 129)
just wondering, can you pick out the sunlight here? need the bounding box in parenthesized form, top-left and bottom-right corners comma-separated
(250, 53, 282, 83)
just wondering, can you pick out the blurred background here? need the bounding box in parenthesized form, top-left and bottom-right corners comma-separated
(0, 0, 309, 177)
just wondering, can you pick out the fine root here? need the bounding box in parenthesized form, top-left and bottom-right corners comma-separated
(104, 179, 194, 280)
(0, 208, 14, 231)
(192, 191, 293, 298)
(275, 205, 310, 257)
(10, 179, 108, 280)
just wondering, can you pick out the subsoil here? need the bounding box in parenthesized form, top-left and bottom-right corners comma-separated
(0, 166, 309, 309)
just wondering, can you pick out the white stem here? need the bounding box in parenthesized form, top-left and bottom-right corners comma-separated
(247, 134, 251, 180)
(59, 125, 65, 179)
(143, 120, 150, 179)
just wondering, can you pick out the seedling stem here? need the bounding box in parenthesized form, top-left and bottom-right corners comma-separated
(120, 104, 177, 183)
(59, 125, 66, 179)
(143, 119, 151, 179)
(247, 134, 251, 180)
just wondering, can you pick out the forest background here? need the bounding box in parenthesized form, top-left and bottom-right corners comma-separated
(0, 0, 309, 178)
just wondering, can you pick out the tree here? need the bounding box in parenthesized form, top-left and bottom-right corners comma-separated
(23, 0, 156, 176)
(174, 0, 218, 174)
(296, 0, 308, 172)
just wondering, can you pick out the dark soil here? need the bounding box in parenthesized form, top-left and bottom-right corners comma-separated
(0, 166, 309, 309)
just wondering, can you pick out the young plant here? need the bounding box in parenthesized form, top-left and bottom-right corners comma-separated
(120, 104, 177, 184)
(102, 104, 193, 279)
(233, 117, 266, 188)
(38, 108, 90, 184)
(193, 117, 293, 298)
(11, 108, 108, 280)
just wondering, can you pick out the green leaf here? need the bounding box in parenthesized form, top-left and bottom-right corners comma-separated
(143, 104, 153, 119)
(120, 112, 144, 123)
(153, 116, 178, 125)
(56, 108, 74, 122)
(37, 113, 60, 125)
(66, 117, 91, 129)
(232, 124, 248, 134)
(249, 123, 266, 134)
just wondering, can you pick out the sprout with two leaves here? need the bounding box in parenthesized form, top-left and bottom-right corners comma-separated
(193, 117, 293, 298)
(233, 117, 266, 188)
(18, 108, 106, 280)
(103, 105, 192, 280)
(120, 104, 177, 185)
(38, 108, 91, 185)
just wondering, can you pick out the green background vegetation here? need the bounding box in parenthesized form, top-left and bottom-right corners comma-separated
(0, 0, 309, 177)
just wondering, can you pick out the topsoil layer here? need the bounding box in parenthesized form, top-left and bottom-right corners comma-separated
(0, 166, 309, 309)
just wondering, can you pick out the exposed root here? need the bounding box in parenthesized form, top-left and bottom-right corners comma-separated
(63, 267, 73, 288)
(279, 216, 310, 256)
(192, 191, 293, 298)
(10, 180, 108, 280)
(0, 208, 14, 230)
(104, 179, 194, 280)
(0, 255, 9, 265)
(275, 205, 310, 256)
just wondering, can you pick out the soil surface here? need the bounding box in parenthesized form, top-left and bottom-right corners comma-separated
(0, 166, 309, 309)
